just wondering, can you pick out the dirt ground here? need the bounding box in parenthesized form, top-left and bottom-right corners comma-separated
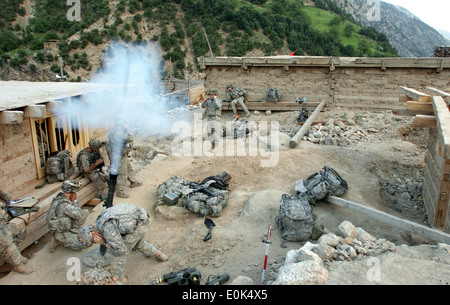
(1, 107, 449, 286)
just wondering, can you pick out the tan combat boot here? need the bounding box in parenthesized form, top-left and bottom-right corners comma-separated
(115, 191, 130, 198)
(49, 236, 62, 253)
(14, 263, 33, 275)
(155, 251, 168, 262)
(130, 181, 143, 188)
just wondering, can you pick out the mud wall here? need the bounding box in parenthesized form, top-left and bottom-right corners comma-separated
(202, 57, 450, 108)
(423, 129, 450, 233)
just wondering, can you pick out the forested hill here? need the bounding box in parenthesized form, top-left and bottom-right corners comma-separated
(0, 0, 398, 82)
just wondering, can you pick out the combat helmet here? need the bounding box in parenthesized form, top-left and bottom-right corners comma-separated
(207, 88, 218, 95)
(226, 84, 234, 90)
(78, 262, 118, 285)
(89, 139, 103, 151)
(78, 225, 94, 247)
(61, 180, 82, 193)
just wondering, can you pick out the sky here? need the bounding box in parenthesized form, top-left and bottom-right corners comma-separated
(382, 0, 450, 35)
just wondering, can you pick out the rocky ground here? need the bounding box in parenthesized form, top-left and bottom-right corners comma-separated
(0, 106, 449, 286)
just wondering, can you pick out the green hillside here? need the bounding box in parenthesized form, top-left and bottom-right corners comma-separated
(0, 0, 398, 81)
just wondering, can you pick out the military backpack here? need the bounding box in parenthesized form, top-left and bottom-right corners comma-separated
(276, 194, 316, 242)
(46, 150, 74, 183)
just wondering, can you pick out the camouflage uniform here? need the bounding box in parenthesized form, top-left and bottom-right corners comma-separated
(47, 180, 89, 252)
(77, 139, 108, 200)
(80, 203, 167, 279)
(107, 123, 142, 198)
(226, 85, 250, 117)
(202, 88, 223, 149)
(0, 190, 32, 274)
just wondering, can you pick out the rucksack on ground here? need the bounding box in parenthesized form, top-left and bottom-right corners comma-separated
(46, 150, 74, 183)
(294, 166, 348, 204)
(265, 88, 282, 103)
(276, 194, 316, 242)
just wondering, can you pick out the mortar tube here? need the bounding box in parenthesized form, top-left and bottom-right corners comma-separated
(100, 173, 118, 256)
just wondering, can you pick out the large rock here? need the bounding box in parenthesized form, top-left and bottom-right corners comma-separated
(274, 261, 329, 285)
(240, 190, 286, 223)
(337, 221, 357, 239)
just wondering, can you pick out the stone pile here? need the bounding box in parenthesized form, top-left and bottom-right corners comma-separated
(434, 46, 450, 57)
(271, 220, 396, 285)
(166, 104, 201, 115)
(303, 118, 376, 147)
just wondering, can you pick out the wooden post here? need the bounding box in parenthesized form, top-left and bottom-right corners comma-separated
(202, 27, 214, 58)
(289, 101, 326, 148)
(434, 160, 450, 229)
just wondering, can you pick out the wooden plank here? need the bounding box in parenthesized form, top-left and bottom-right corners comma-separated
(24, 105, 47, 118)
(426, 87, 450, 98)
(0, 110, 24, 124)
(399, 86, 432, 102)
(410, 115, 437, 128)
(327, 196, 450, 244)
(406, 101, 434, 113)
(432, 96, 450, 160)
(289, 100, 326, 148)
(222, 101, 321, 112)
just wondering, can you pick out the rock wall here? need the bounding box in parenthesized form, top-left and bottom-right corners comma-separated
(423, 128, 450, 232)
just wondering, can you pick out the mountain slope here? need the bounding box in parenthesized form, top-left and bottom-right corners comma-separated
(0, 0, 398, 82)
(329, 0, 449, 57)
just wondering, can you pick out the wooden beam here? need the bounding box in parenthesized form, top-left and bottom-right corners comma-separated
(0, 110, 24, 124)
(406, 101, 434, 113)
(24, 104, 47, 118)
(289, 100, 326, 148)
(222, 101, 322, 112)
(46, 100, 64, 114)
(432, 96, 450, 160)
(411, 115, 437, 128)
(326, 196, 450, 244)
(426, 87, 450, 98)
(399, 86, 432, 102)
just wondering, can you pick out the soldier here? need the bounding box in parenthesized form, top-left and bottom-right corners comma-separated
(77, 139, 108, 200)
(202, 88, 223, 150)
(78, 203, 168, 284)
(226, 84, 250, 118)
(47, 180, 89, 252)
(0, 190, 32, 274)
(107, 122, 142, 198)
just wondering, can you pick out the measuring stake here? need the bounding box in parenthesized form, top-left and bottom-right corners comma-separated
(261, 224, 272, 285)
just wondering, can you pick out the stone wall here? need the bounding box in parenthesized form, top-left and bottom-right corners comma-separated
(423, 128, 450, 232)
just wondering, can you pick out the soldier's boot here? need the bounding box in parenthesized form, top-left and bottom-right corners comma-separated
(155, 251, 168, 262)
(130, 181, 143, 188)
(49, 236, 62, 253)
(117, 276, 128, 285)
(14, 262, 33, 275)
(115, 191, 130, 198)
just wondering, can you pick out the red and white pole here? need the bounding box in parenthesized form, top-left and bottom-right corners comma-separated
(261, 224, 272, 285)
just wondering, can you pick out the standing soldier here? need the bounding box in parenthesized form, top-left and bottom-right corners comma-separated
(0, 190, 32, 274)
(78, 203, 168, 284)
(107, 122, 142, 199)
(202, 88, 223, 150)
(226, 84, 250, 118)
(77, 138, 108, 200)
(47, 180, 89, 252)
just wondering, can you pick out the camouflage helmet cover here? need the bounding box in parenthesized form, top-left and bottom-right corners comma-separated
(207, 88, 218, 95)
(226, 84, 234, 90)
(78, 225, 94, 247)
(61, 180, 82, 193)
(89, 138, 103, 151)
(78, 263, 118, 285)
